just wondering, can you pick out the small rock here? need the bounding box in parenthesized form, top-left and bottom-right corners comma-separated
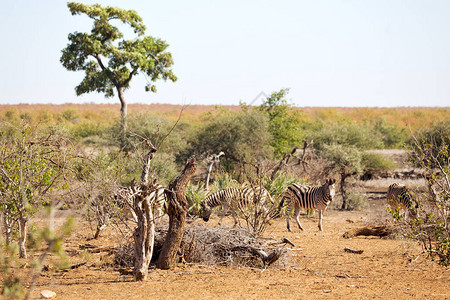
(40, 290, 56, 299)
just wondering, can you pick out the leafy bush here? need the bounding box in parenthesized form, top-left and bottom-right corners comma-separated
(183, 110, 272, 175)
(307, 121, 383, 151)
(262, 173, 299, 203)
(401, 122, 450, 265)
(361, 152, 396, 173)
(209, 173, 240, 191)
(343, 192, 368, 211)
(186, 182, 208, 216)
(71, 120, 107, 140)
(61, 108, 79, 121)
(257, 88, 304, 158)
(373, 118, 409, 148)
(409, 120, 450, 168)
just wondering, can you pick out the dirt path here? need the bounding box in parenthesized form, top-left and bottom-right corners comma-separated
(25, 200, 450, 299)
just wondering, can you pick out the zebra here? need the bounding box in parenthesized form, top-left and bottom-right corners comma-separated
(279, 178, 336, 232)
(116, 184, 168, 221)
(386, 183, 416, 220)
(201, 187, 273, 227)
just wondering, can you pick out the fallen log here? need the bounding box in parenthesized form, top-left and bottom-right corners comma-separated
(343, 226, 392, 239)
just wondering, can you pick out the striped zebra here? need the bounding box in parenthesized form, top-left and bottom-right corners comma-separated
(116, 184, 168, 221)
(201, 187, 272, 227)
(386, 183, 415, 219)
(279, 178, 336, 232)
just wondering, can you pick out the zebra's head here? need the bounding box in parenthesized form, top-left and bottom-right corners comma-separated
(324, 178, 336, 202)
(201, 200, 212, 222)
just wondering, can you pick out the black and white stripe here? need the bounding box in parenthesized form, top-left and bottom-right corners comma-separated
(116, 184, 167, 220)
(386, 183, 415, 219)
(279, 178, 336, 232)
(201, 187, 272, 226)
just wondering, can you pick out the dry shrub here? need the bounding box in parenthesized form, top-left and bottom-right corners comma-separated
(114, 224, 290, 269)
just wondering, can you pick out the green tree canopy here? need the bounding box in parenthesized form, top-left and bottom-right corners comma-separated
(183, 110, 272, 176)
(60, 2, 177, 144)
(257, 88, 303, 157)
(320, 144, 363, 210)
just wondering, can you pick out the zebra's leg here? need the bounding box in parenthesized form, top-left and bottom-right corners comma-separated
(285, 206, 291, 232)
(155, 206, 163, 224)
(294, 207, 304, 231)
(231, 210, 240, 227)
(218, 207, 225, 225)
(402, 209, 408, 221)
(318, 209, 323, 231)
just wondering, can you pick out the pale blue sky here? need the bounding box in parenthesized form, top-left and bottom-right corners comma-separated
(1, 0, 449, 107)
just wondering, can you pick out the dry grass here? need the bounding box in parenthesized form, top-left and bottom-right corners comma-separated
(1, 104, 448, 130)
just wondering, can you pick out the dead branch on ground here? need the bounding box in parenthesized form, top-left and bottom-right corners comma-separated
(343, 226, 392, 238)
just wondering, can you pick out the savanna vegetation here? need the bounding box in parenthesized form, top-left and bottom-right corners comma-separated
(1, 2, 450, 298)
(0, 99, 449, 298)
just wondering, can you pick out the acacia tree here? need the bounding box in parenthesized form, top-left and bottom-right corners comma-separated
(321, 144, 363, 210)
(60, 2, 177, 147)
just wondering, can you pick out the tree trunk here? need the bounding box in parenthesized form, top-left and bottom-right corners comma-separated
(133, 195, 155, 281)
(340, 173, 348, 210)
(205, 161, 214, 190)
(117, 87, 128, 149)
(133, 143, 158, 281)
(18, 217, 27, 258)
(157, 158, 196, 270)
(3, 210, 12, 245)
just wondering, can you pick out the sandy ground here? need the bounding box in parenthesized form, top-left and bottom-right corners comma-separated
(6, 197, 450, 300)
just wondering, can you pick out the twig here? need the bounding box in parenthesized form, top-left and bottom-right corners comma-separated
(344, 247, 364, 254)
(157, 104, 187, 149)
(281, 237, 296, 247)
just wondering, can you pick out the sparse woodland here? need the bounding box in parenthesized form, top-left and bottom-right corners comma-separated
(0, 102, 449, 298)
(0, 1, 448, 298)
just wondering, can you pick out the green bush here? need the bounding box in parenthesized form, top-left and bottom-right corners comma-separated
(209, 173, 240, 192)
(344, 192, 369, 211)
(71, 121, 107, 140)
(308, 121, 383, 151)
(361, 152, 396, 173)
(186, 182, 208, 216)
(183, 110, 272, 175)
(262, 173, 300, 203)
(61, 108, 79, 121)
(257, 88, 304, 158)
(409, 120, 450, 168)
(373, 118, 409, 148)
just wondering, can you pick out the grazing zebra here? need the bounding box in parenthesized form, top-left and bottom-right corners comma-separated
(386, 183, 415, 219)
(116, 184, 168, 221)
(201, 187, 272, 227)
(279, 178, 336, 232)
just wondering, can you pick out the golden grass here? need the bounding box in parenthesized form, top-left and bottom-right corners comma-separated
(0, 104, 448, 131)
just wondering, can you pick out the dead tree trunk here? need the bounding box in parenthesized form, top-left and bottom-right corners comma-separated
(271, 141, 310, 180)
(156, 157, 196, 270)
(132, 142, 158, 281)
(205, 151, 224, 190)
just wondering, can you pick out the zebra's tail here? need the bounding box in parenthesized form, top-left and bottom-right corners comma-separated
(276, 197, 285, 217)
